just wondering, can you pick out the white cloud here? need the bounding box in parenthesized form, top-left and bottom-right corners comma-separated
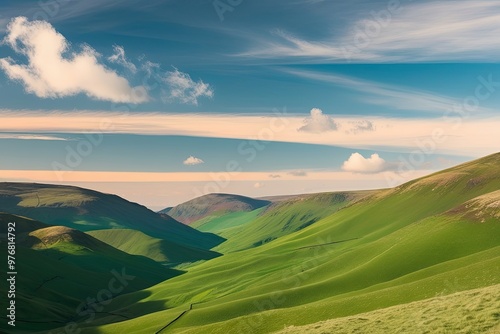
(298, 108, 338, 133)
(162, 67, 214, 105)
(0, 17, 148, 103)
(108, 45, 137, 73)
(253, 182, 264, 188)
(183, 156, 204, 166)
(342, 153, 388, 174)
(243, 1, 500, 62)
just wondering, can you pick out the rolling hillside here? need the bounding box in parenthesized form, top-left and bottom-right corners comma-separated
(213, 190, 375, 253)
(87, 229, 221, 264)
(0, 183, 224, 264)
(162, 193, 270, 225)
(73, 152, 500, 334)
(0, 213, 181, 334)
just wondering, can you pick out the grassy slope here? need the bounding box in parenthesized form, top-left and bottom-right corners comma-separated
(214, 191, 375, 253)
(87, 229, 221, 264)
(275, 284, 500, 334)
(0, 214, 180, 333)
(164, 193, 270, 225)
(194, 208, 265, 234)
(76, 153, 500, 334)
(0, 183, 224, 264)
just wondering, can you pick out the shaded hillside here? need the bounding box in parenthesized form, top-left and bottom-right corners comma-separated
(163, 193, 270, 225)
(0, 183, 224, 263)
(87, 229, 221, 264)
(0, 213, 180, 333)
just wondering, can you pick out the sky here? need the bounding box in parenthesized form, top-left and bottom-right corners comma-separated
(0, 0, 499, 210)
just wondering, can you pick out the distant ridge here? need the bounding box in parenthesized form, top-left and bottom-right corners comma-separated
(162, 193, 271, 225)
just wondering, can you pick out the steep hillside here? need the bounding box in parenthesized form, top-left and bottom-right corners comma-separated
(77, 153, 500, 334)
(214, 190, 375, 253)
(0, 213, 181, 333)
(163, 193, 270, 225)
(0, 183, 224, 263)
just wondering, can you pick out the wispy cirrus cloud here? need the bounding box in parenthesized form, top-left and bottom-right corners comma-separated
(0, 133, 69, 141)
(241, 1, 500, 62)
(0, 110, 498, 157)
(284, 69, 496, 115)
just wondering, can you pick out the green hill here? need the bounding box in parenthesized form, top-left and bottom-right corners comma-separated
(73, 152, 500, 334)
(163, 193, 270, 225)
(0, 183, 224, 264)
(214, 190, 374, 253)
(0, 213, 181, 334)
(87, 229, 221, 264)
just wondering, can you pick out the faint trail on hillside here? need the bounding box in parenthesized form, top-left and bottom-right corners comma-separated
(155, 303, 198, 334)
(294, 237, 359, 250)
(33, 276, 62, 292)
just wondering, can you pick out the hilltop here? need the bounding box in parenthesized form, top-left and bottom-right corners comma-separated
(162, 193, 270, 225)
(0, 183, 224, 264)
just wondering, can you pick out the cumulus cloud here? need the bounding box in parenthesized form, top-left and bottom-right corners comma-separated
(0, 17, 148, 103)
(254, 182, 264, 188)
(183, 156, 204, 166)
(342, 153, 388, 174)
(288, 170, 308, 177)
(162, 67, 214, 105)
(108, 45, 137, 73)
(348, 120, 375, 134)
(269, 174, 281, 179)
(298, 108, 338, 133)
